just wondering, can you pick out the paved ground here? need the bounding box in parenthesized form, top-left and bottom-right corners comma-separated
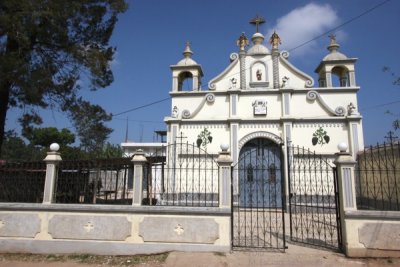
(0, 244, 399, 267)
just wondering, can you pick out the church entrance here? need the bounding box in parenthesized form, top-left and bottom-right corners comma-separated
(231, 138, 286, 250)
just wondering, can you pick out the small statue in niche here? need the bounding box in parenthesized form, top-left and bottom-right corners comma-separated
(256, 69, 262, 81)
(172, 106, 179, 118)
(230, 77, 237, 89)
(281, 76, 290, 88)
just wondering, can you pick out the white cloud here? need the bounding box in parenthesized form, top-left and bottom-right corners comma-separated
(266, 3, 341, 57)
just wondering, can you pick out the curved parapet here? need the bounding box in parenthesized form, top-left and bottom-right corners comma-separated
(306, 90, 346, 116)
(208, 53, 239, 90)
(280, 52, 314, 88)
(181, 93, 216, 119)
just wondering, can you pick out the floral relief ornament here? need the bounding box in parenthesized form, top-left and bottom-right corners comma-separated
(196, 128, 213, 149)
(312, 127, 330, 146)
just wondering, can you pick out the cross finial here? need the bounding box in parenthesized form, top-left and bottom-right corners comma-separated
(250, 15, 266, 33)
(329, 33, 337, 45)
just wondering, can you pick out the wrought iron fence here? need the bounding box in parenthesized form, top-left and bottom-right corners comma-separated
(55, 158, 133, 204)
(287, 145, 341, 250)
(143, 142, 219, 207)
(0, 161, 46, 203)
(355, 141, 400, 211)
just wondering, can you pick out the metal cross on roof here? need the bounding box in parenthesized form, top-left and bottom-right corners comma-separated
(250, 15, 266, 33)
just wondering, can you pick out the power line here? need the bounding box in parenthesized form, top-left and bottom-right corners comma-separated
(288, 0, 391, 52)
(112, 97, 171, 117)
(110, 0, 391, 116)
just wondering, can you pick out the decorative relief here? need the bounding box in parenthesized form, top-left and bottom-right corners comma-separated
(196, 128, 213, 148)
(229, 77, 238, 89)
(84, 221, 94, 233)
(240, 124, 279, 129)
(139, 217, 219, 244)
(171, 106, 179, 118)
(252, 99, 267, 115)
(281, 76, 290, 88)
(174, 224, 184, 236)
(48, 215, 131, 241)
(182, 93, 215, 119)
(312, 127, 330, 146)
(230, 52, 239, 62)
(347, 102, 359, 116)
(181, 124, 227, 130)
(306, 90, 346, 116)
(281, 50, 289, 59)
(293, 123, 345, 128)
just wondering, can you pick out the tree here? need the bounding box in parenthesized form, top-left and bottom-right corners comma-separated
(23, 127, 75, 148)
(0, 0, 128, 155)
(69, 99, 112, 153)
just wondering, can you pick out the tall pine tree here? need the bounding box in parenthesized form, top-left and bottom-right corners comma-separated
(0, 0, 127, 155)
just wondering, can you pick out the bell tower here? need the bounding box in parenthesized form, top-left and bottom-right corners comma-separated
(170, 42, 204, 92)
(315, 34, 357, 88)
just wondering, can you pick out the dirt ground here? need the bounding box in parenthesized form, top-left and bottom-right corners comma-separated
(0, 244, 400, 267)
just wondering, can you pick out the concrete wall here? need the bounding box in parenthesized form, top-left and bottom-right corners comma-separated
(344, 210, 400, 257)
(0, 203, 230, 255)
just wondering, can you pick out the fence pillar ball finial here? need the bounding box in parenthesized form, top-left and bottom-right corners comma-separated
(50, 143, 60, 152)
(220, 143, 229, 152)
(337, 142, 348, 153)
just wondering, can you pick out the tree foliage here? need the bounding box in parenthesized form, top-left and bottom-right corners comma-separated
(23, 127, 75, 148)
(0, 0, 127, 155)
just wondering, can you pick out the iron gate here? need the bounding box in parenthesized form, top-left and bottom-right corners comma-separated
(232, 139, 286, 250)
(287, 145, 342, 250)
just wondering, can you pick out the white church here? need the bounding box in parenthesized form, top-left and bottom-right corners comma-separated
(164, 19, 363, 164)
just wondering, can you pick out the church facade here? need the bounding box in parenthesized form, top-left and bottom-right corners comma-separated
(165, 23, 364, 168)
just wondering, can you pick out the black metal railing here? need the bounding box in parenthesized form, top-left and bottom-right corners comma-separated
(55, 158, 133, 205)
(0, 161, 46, 203)
(287, 145, 341, 250)
(355, 141, 400, 211)
(143, 142, 219, 207)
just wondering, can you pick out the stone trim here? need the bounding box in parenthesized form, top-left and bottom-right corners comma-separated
(0, 203, 231, 216)
(345, 210, 400, 220)
(238, 131, 283, 151)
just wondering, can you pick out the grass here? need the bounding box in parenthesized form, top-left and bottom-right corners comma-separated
(0, 253, 169, 266)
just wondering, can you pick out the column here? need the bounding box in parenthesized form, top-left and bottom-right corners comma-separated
(334, 142, 357, 253)
(217, 144, 233, 208)
(43, 143, 62, 204)
(131, 149, 148, 206)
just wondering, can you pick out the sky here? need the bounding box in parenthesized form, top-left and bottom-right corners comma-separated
(5, 0, 400, 146)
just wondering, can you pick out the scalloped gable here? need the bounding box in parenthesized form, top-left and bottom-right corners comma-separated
(279, 53, 314, 88)
(208, 53, 240, 90)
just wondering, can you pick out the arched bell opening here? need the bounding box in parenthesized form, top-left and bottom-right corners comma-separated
(177, 71, 194, 91)
(331, 66, 350, 87)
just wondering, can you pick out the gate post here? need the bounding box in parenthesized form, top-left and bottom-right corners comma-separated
(43, 143, 62, 204)
(217, 144, 232, 208)
(334, 142, 357, 254)
(131, 149, 147, 206)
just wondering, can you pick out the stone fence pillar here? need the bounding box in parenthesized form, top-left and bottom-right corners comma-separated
(131, 149, 147, 206)
(43, 143, 62, 204)
(334, 142, 357, 254)
(217, 144, 233, 208)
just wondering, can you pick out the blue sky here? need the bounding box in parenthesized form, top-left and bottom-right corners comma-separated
(5, 0, 400, 146)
